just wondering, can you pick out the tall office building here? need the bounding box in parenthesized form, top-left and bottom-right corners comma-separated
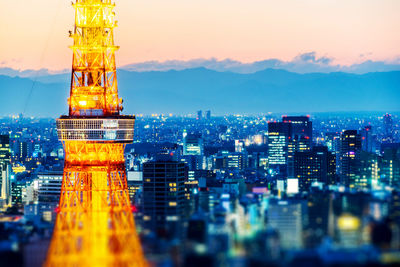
(183, 132, 204, 156)
(282, 116, 313, 142)
(327, 150, 337, 185)
(294, 146, 332, 190)
(339, 130, 362, 188)
(143, 159, 187, 238)
(268, 122, 291, 176)
(359, 151, 380, 189)
(206, 110, 211, 120)
(197, 110, 203, 120)
(0, 135, 11, 206)
(361, 126, 374, 152)
(381, 144, 400, 187)
(283, 116, 312, 177)
(267, 199, 308, 249)
(19, 141, 29, 161)
(324, 132, 340, 152)
(383, 113, 394, 143)
(37, 172, 63, 203)
(214, 151, 247, 170)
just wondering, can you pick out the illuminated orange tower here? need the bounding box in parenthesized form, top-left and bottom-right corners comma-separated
(45, 0, 146, 266)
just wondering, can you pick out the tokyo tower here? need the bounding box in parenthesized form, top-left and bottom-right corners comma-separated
(45, 0, 147, 266)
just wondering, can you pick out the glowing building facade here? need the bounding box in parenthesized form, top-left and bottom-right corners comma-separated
(45, 1, 146, 266)
(0, 135, 11, 207)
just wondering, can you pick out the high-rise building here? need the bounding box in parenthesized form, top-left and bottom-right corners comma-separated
(380, 144, 400, 187)
(206, 110, 211, 120)
(142, 160, 187, 238)
(268, 122, 291, 176)
(306, 191, 333, 247)
(267, 199, 307, 249)
(327, 150, 337, 185)
(359, 151, 380, 189)
(383, 113, 394, 143)
(324, 132, 340, 152)
(0, 135, 11, 206)
(283, 116, 312, 177)
(282, 116, 312, 141)
(11, 181, 24, 206)
(361, 126, 374, 152)
(19, 141, 29, 161)
(197, 110, 203, 120)
(214, 151, 247, 170)
(37, 172, 63, 203)
(183, 132, 203, 156)
(294, 146, 330, 190)
(338, 130, 362, 188)
(45, 1, 146, 265)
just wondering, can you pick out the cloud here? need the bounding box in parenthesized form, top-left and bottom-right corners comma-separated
(2, 54, 400, 77)
(295, 52, 333, 65)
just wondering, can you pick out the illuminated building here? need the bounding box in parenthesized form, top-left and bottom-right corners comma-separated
(324, 132, 340, 152)
(235, 140, 244, 153)
(11, 181, 24, 205)
(337, 213, 361, 248)
(127, 171, 143, 205)
(267, 122, 291, 176)
(0, 135, 11, 206)
(214, 151, 247, 170)
(183, 132, 203, 156)
(267, 199, 307, 249)
(37, 172, 63, 203)
(358, 151, 380, 189)
(206, 110, 211, 120)
(294, 146, 336, 190)
(142, 160, 186, 238)
(339, 130, 362, 188)
(19, 141, 30, 161)
(381, 144, 400, 187)
(45, 1, 146, 266)
(383, 113, 394, 143)
(282, 116, 312, 141)
(360, 126, 374, 153)
(283, 116, 312, 177)
(197, 110, 203, 120)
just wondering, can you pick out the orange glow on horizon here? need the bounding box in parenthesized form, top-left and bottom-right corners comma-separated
(0, 0, 399, 71)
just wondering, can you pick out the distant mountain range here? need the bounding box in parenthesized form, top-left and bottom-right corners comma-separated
(0, 68, 399, 117)
(2, 54, 400, 77)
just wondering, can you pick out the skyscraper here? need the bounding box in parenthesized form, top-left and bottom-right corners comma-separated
(267, 199, 307, 249)
(183, 132, 204, 156)
(383, 113, 394, 143)
(360, 125, 376, 153)
(268, 122, 291, 177)
(294, 146, 328, 190)
(142, 159, 187, 238)
(197, 110, 203, 120)
(0, 135, 11, 207)
(45, 1, 146, 266)
(282, 116, 312, 142)
(206, 110, 211, 120)
(381, 144, 400, 187)
(359, 151, 379, 189)
(338, 130, 362, 188)
(283, 116, 312, 177)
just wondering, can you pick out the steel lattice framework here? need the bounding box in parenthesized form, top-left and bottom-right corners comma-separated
(45, 1, 147, 266)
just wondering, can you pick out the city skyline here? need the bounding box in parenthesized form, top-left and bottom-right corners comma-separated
(1, 1, 400, 266)
(1, 0, 400, 71)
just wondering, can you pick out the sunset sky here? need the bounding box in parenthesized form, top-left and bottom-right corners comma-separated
(0, 0, 399, 71)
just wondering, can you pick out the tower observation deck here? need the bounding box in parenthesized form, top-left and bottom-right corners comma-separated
(45, 1, 147, 266)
